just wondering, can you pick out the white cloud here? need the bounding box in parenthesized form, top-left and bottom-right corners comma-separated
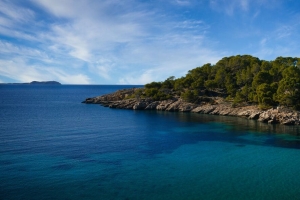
(0, 0, 252, 84)
(0, 41, 52, 62)
(260, 38, 267, 46)
(89, 64, 112, 80)
(0, 58, 90, 84)
(31, 0, 85, 18)
(275, 25, 293, 39)
(50, 24, 92, 62)
(45, 68, 91, 84)
(0, 26, 38, 41)
(209, 0, 277, 15)
(119, 69, 156, 85)
(173, 0, 191, 6)
(254, 33, 300, 60)
(209, 0, 250, 15)
(0, 3, 39, 42)
(240, 0, 249, 11)
(32, 0, 148, 63)
(117, 44, 223, 85)
(0, 59, 50, 82)
(30, 0, 222, 83)
(0, 0, 35, 23)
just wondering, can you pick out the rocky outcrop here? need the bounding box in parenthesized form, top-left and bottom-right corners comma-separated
(84, 88, 136, 103)
(191, 104, 261, 118)
(257, 108, 300, 125)
(82, 88, 300, 125)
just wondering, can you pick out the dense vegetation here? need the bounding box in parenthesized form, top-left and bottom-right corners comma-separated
(138, 55, 300, 110)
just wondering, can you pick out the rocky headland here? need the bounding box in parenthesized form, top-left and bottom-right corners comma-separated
(82, 88, 300, 125)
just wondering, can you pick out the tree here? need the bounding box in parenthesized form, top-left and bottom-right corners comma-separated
(204, 80, 217, 90)
(145, 81, 162, 89)
(162, 76, 175, 89)
(256, 83, 275, 107)
(225, 75, 237, 96)
(181, 90, 198, 102)
(252, 71, 272, 88)
(141, 55, 300, 110)
(214, 68, 226, 88)
(261, 61, 272, 72)
(275, 66, 300, 108)
(191, 77, 205, 89)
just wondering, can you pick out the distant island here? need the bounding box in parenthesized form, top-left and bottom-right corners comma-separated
(28, 81, 61, 85)
(1, 81, 61, 85)
(83, 55, 300, 125)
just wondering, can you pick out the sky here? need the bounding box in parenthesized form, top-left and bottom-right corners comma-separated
(0, 0, 300, 84)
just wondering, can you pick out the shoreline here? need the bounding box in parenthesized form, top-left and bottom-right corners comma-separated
(82, 88, 300, 125)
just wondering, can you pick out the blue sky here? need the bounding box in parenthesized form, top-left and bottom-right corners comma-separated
(0, 0, 300, 84)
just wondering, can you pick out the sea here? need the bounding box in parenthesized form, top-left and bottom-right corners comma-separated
(1, 85, 300, 200)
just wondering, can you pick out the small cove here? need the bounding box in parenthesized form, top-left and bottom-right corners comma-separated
(1, 85, 300, 199)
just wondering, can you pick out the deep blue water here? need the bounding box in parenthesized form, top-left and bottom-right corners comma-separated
(1, 85, 300, 200)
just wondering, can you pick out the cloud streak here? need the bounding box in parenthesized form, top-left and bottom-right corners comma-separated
(0, 58, 90, 84)
(30, 0, 221, 83)
(0, 0, 299, 84)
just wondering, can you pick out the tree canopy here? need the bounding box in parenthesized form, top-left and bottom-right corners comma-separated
(142, 55, 300, 109)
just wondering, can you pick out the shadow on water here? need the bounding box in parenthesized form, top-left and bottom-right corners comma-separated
(137, 111, 300, 155)
(174, 112, 300, 136)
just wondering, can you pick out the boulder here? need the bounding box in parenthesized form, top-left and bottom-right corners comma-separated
(179, 103, 197, 112)
(191, 105, 216, 114)
(268, 119, 276, 124)
(282, 119, 295, 125)
(133, 101, 148, 110)
(145, 102, 159, 110)
(166, 100, 181, 111)
(156, 100, 175, 110)
(248, 112, 261, 120)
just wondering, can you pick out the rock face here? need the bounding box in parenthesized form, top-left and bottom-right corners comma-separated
(82, 88, 300, 125)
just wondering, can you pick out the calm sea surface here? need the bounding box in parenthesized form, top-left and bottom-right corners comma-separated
(1, 85, 300, 200)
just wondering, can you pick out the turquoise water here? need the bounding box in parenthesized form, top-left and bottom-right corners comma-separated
(1, 85, 300, 199)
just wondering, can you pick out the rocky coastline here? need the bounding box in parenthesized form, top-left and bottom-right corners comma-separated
(82, 88, 300, 125)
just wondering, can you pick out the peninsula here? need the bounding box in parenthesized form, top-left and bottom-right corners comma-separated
(83, 55, 300, 125)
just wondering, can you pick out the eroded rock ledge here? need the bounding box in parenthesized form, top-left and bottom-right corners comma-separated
(82, 88, 300, 125)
